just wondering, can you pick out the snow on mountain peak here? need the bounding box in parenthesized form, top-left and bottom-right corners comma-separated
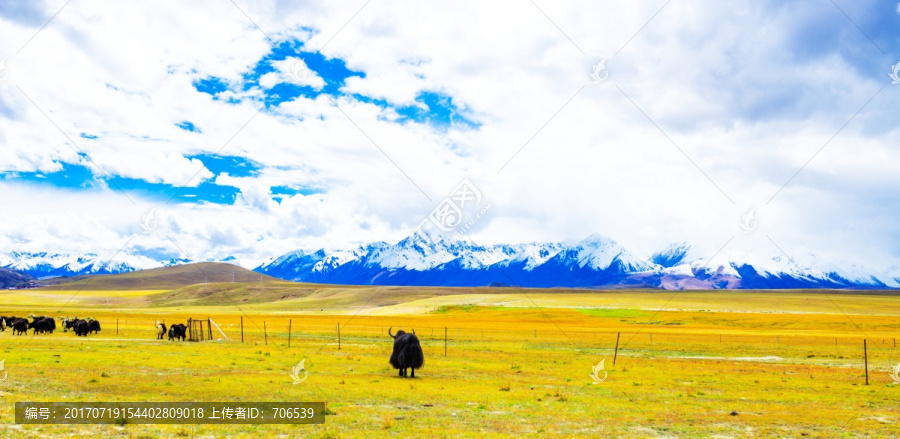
(651, 242, 693, 268)
(3, 233, 898, 290)
(371, 230, 468, 270)
(568, 234, 651, 272)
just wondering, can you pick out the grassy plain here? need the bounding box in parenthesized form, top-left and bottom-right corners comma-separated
(1, 280, 899, 437)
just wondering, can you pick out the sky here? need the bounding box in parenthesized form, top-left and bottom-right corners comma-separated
(0, 0, 899, 270)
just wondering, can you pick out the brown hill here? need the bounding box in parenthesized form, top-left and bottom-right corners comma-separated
(36, 262, 280, 291)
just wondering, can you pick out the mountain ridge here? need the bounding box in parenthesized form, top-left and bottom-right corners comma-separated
(255, 233, 900, 290)
(4, 233, 898, 290)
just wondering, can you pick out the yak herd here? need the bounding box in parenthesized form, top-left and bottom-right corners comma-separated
(0, 316, 100, 336)
(2, 316, 425, 377)
(155, 321, 188, 341)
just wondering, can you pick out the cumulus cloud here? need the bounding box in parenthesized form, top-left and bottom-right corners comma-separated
(259, 57, 326, 90)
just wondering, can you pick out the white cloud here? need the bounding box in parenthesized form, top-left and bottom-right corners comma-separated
(0, 0, 898, 270)
(259, 57, 326, 90)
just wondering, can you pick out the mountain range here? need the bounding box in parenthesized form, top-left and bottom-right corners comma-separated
(254, 230, 900, 290)
(0, 251, 191, 280)
(4, 231, 898, 289)
(0, 267, 34, 289)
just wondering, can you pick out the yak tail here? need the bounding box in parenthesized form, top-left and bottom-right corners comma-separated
(401, 341, 425, 369)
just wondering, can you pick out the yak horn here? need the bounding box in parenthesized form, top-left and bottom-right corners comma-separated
(388, 326, 396, 338)
(412, 328, 416, 335)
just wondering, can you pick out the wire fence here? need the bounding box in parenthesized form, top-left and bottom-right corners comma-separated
(109, 318, 898, 346)
(16, 315, 897, 371)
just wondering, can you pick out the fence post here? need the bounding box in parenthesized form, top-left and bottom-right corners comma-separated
(864, 339, 869, 385)
(241, 316, 244, 343)
(208, 318, 212, 341)
(288, 319, 292, 348)
(649, 333, 652, 344)
(444, 327, 448, 356)
(116, 319, 118, 335)
(613, 332, 621, 366)
(264, 321, 267, 346)
(338, 323, 341, 350)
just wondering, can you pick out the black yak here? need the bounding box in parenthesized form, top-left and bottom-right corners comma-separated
(388, 327, 424, 378)
(29, 317, 56, 333)
(28, 318, 53, 335)
(88, 319, 101, 334)
(168, 323, 186, 341)
(73, 320, 90, 336)
(64, 319, 90, 336)
(45, 317, 56, 333)
(12, 319, 28, 335)
(156, 321, 167, 340)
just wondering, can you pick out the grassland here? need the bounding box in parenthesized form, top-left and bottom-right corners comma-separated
(1, 272, 899, 437)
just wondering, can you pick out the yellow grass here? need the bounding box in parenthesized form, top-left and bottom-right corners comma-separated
(0, 290, 167, 307)
(1, 287, 899, 437)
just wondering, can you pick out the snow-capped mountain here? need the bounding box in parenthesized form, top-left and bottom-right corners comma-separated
(638, 244, 900, 290)
(256, 233, 646, 288)
(650, 242, 695, 268)
(0, 251, 194, 279)
(4, 233, 897, 289)
(255, 234, 900, 290)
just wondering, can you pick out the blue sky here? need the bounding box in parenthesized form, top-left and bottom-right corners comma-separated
(0, 0, 898, 269)
(1, 35, 480, 206)
(194, 38, 479, 127)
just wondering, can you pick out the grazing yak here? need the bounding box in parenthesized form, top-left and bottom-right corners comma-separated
(73, 320, 90, 336)
(1, 316, 21, 332)
(30, 316, 56, 334)
(64, 318, 91, 336)
(44, 317, 57, 333)
(156, 321, 167, 340)
(28, 318, 54, 335)
(388, 327, 424, 378)
(168, 323, 186, 341)
(12, 319, 28, 335)
(88, 319, 101, 334)
(62, 318, 77, 332)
